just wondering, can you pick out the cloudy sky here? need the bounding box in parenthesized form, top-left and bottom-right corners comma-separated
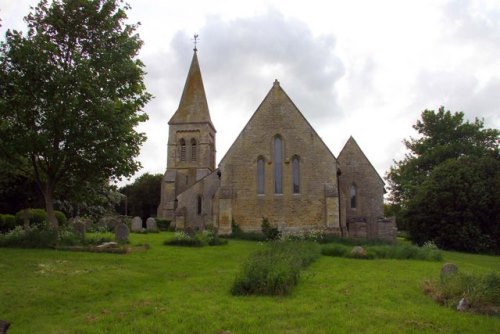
(1, 0, 499, 186)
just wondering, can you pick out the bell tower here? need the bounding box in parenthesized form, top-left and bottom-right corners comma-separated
(157, 47, 216, 220)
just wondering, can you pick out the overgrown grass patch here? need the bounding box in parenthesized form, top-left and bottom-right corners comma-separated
(423, 271, 500, 315)
(321, 242, 442, 261)
(0, 233, 499, 333)
(164, 230, 228, 247)
(231, 241, 321, 295)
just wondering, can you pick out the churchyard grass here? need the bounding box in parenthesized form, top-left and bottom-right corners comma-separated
(0, 232, 498, 333)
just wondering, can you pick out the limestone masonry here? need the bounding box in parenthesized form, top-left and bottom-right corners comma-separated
(157, 49, 396, 240)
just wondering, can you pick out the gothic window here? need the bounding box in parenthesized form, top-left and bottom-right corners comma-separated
(274, 136, 283, 194)
(350, 183, 357, 209)
(292, 156, 300, 193)
(257, 157, 265, 194)
(180, 139, 186, 161)
(191, 138, 197, 161)
(197, 195, 202, 215)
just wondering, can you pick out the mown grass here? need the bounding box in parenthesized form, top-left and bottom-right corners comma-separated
(0, 232, 498, 333)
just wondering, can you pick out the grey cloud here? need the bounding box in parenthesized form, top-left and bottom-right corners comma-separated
(167, 10, 345, 121)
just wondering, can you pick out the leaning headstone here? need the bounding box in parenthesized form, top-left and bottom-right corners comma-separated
(457, 297, 470, 311)
(131, 216, 142, 232)
(115, 223, 129, 243)
(440, 263, 458, 280)
(146, 217, 158, 233)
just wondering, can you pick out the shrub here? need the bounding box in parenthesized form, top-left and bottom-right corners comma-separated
(14, 208, 67, 227)
(321, 243, 442, 261)
(164, 231, 204, 247)
(156, 219, 170, 231)
(0, 214, 16, 233)
(54, 211, 67, 226)
(231, 241, 320, 295)
(423, 271, 500, 315)
(261, 217, 280, 240)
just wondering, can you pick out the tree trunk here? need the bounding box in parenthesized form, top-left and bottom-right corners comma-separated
(43, 184, 58, 229)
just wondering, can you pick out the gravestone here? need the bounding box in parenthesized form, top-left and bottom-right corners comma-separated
(0, 320, 10, 334)
(457, 297, 470, 311)
(115, 223, 129, 243)
(131, 216, 142, 232)
(146, 217, 158, 232)
(440, 263, 458, 280)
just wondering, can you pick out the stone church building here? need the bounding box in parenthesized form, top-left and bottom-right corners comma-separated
(157, 50, 396, 240)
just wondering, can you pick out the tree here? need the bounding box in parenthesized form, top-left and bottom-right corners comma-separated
(0, 0, 151, 227)
(386, 107, 499, 252)
(118, 173, 162, 220)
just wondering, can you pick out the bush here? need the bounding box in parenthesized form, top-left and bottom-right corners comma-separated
(0, 214, 16, 233)
(423, 271, 500, 315)
(231, 241, 320, 296)
(14, 208, 67, 227)
(321, 243, 442, 261)
(156, 219, 170, 231)
(261, 217, 280, 240)
(164, 231, 204, 247)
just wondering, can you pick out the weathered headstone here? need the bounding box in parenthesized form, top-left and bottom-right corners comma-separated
(440, 263, 458, 280)
(457, 297, 470, 311)
(131, 216, 142, 232)
(115, 223, 129, 243)
(184, 225, 195, 237)
(146, 217, 158, 233)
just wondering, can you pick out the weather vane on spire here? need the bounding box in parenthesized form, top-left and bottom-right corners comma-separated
(193, 34, 199, 52)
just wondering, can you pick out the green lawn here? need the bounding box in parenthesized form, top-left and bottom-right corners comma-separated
(0, 232, 498, 333)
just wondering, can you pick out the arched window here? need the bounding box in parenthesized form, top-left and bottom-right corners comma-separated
(257, 157, 265, 194)
(197, 196, 202, 215)
(292, 156, 300, 193)
(191, 138, 197, 161)
(350, 183, 357, 209)
(274, 136, 283, 194)
(180, 139, 186, 161)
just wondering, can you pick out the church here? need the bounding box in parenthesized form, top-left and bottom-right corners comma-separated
(157, 49, 396, 240)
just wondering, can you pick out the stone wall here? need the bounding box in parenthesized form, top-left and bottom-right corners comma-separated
(217, 81, 341, 234)
(338, 137, 387, 239)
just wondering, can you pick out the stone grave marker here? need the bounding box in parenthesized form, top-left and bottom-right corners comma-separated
(440, 263, 458, 280)
(131, 216, 142, 232)
(115, 223, 129, 243)
(146, 217, 158, 233)
(20, 208, 32, 228)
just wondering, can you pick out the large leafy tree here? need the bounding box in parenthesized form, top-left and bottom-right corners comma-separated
(118, 173, 162, 221)
(0, 0, 151, 227)
(386, 107, 499, 252)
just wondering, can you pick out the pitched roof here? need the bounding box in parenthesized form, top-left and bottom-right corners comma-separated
(338, 136, 385, 184)
(169, 51, 214, 129)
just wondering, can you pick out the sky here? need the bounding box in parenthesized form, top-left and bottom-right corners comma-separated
(1, 0, 499, 186)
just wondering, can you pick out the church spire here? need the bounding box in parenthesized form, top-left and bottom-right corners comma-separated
(168, 49, 213, 128)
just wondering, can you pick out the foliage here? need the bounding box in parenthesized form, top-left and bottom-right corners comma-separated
(386, 107, 499, 253)
(228, 220, 266, 241)
(407, 156, 500, 253)
(0, 214, 16, 232)
(231, 241, 320, 295)
(164, 230, 228, 247)
(118, 173, 162, 220)
(156, 219, 170, 231)
(261, 217, 280, 240)
(0, 0, 151, 226)
(423, 271, 500, 315)
(321, 242, 442, 261)
(14, 208, 67, 227)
